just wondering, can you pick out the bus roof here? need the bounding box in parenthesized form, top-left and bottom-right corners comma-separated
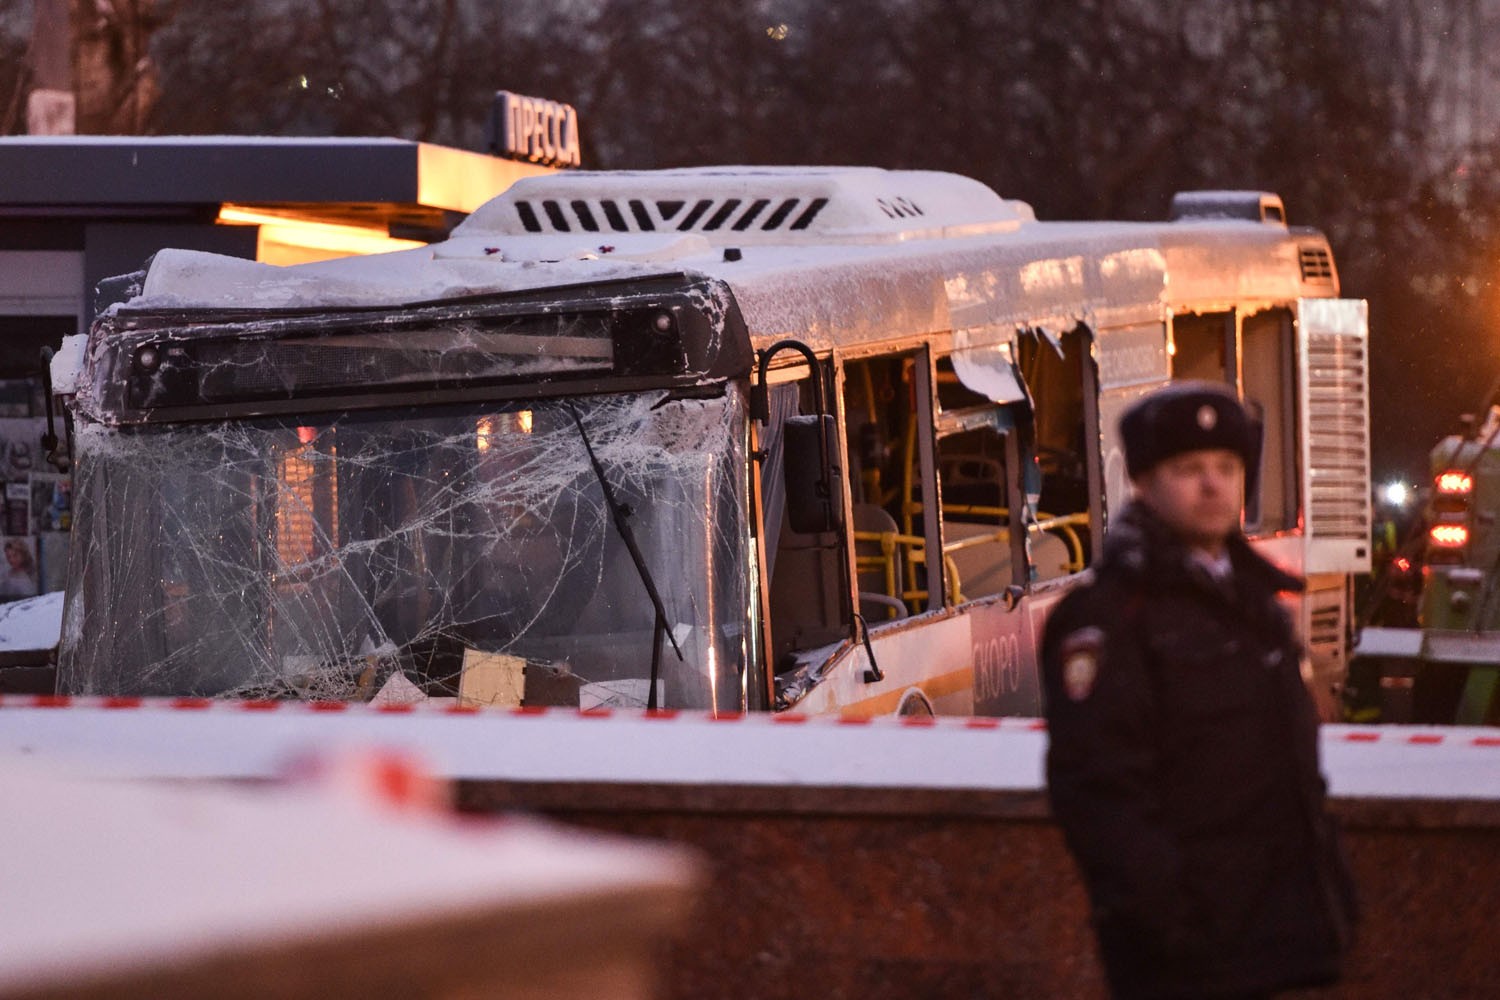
(125, 167, 1337, 356)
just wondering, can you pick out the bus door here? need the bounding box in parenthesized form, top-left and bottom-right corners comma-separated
(840, 350, 942, 623)
(760, 345, 970, 716)
(837, 347, 972, 715)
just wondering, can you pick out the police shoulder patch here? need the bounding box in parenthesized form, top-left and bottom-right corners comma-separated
(1059, 626, 1105, 701)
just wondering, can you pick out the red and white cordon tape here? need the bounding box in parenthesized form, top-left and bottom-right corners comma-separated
(2, 694, 1498, 745)
(0, 693, 1044, 729)
(1333, 728, 1500, 747)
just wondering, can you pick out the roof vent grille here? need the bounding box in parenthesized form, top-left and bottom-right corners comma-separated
(1299, 246, 1335, 284)
(457, 167, 1035, 245)
(876, 197, 924, 220)
(513, 196, 830, 235)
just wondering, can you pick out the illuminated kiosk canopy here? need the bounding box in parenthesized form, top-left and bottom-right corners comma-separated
(0, 136, 557, 267)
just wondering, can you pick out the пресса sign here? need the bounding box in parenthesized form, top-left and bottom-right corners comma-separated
(489, 91, 582, 168)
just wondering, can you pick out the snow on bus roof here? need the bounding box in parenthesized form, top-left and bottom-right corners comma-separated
(130, 241, 683, 310)
(120, 224, 1176, 365)
(127, 221, 1161, 332)
(124, 167, 1038, 312)
(119, 168, 1296, 342)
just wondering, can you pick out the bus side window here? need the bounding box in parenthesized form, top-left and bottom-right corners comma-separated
(1017, 326, 1099, 572)
(763, 372, 850, 668)
(1241, 308, 1297, 534)
(1171, 310, 1235, 384)
(841, 354, 931, 621)
(931, 356, 1022, 597)
(1172, 307, 1296, 535)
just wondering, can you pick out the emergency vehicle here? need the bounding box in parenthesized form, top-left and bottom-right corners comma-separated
(1356, 407, 1500, 724)
(52, 167, 1370, 716)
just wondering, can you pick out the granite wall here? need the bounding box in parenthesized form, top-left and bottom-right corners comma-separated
(459, 783, 1500, 999)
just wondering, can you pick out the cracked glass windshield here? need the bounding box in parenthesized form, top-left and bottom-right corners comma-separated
(59, 388, 750, 711)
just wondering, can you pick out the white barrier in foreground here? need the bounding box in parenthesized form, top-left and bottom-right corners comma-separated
(0, 752, 699, 999)
(2, 697, 1499, 800)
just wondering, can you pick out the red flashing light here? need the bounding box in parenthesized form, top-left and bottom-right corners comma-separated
(1393, 555, 1412, 573)
(1430, 523, 1470, 548)
(1436, 470, 1474, 495)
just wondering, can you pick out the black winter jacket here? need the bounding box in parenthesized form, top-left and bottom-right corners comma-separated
(1040, 501, 1357, 1000)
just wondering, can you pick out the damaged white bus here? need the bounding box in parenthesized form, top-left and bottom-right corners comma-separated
(54, 167, 1370, 717)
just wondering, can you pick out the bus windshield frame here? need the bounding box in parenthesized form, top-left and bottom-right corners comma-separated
(58, 275, 756, 710)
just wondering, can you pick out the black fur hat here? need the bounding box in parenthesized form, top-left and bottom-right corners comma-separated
(1120, 381, 1261, 480)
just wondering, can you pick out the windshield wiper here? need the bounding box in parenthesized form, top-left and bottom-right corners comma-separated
(567, 404, 683, 709)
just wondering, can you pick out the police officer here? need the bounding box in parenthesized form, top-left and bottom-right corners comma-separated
(1041, 381, 1357, 1000)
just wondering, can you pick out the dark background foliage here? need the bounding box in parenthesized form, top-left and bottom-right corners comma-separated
(8, 0, 1500, 481)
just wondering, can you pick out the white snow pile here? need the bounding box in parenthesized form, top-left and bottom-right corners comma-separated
(0, 591, 63, 652)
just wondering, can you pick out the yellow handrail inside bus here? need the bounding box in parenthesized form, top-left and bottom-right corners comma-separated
(854, 510, 1087, 612)
(852, 528, 907, 617)
(885, 401, 1091, 603)
(1032, 511, 1088, 573)
(938, 513, 1086, 592)
(852, 528, 962, 614)
(908, 499, 1087, 576)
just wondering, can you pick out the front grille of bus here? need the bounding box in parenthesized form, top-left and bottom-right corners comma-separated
(513, 196, 831, 234)
(1304, 329, 1369, 540)
(1299, 246, 1335, 284)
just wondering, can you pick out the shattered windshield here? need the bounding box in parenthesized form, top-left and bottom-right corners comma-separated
(59, 388, 751, 711)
